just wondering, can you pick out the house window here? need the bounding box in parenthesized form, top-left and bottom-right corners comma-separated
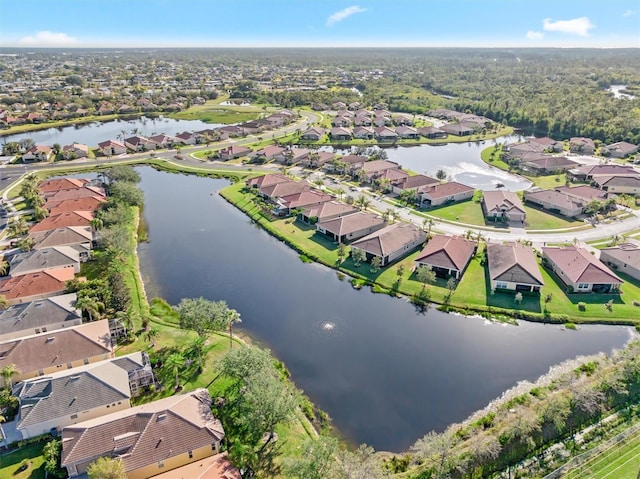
(70, 414, 77, 419)
(496, 282, 508, 289)
(35, 328, 41, 334)
(38, 369, 44, 375)
(83, 358, 90, 365)
(67, 363, 73, 369)
(578, 283, 590, 290)
(42, 327, 47, 333)
(188, 451, 193, 459)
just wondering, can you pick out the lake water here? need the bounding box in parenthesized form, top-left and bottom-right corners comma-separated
(136, 166, 633, 452)
(1, 116, 221, 148)
(608, 84, 636, 100)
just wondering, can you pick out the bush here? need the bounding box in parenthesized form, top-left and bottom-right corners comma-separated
(564, 322, 577, 330)
(577, 302, 586, 311)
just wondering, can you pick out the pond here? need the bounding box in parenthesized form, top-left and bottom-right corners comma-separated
(136, 166, 633, 452)
(608, 84, 636, 100)
(2, 116, 222, 148)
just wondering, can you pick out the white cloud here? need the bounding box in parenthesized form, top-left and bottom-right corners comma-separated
(623, 9, 635, 17)
(19, 31, 78, 46)
(326, 5, 367, 26)
(542, 17, 594, 37)
(526, 31, 544, 40)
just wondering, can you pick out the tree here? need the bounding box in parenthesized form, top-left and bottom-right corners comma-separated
(109, 181, 144, 207)
(166, 352, 185, 389)
(416, 265, 436, 286)
(351, 248, 366, 267)
(283, 436, 340, 479)
(335, 444, 388, 479)
(104, 165, 141, 184)
(411, 428, 459, 478)
(87, 457, 127, 479)
(0, 259, 8, 276)
(436, 169, 448, 180)
(75, 295, 104, 322)
(1, 363, 19, 388)
(423, 218, 435, 237)
(355, 194, 370, 210)
(396, 264, 406, 283)
(43, 438, 67, 478)
(176, 297, 234, 339)
(370, 256, 382, 273)
(145, 327, 159, 347)
(226, 308, 242, 350)
(337, 242, 347, 263)
(17, 237, 35, 252)
(0, 295, 7, 311)
(514, 292, 523, 304)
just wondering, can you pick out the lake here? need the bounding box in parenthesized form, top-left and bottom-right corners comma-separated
(136, 166, 633, 452)
(608, 84, 636, 100)
(2, 116, 221, 148)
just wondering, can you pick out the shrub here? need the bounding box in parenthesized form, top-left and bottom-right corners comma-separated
(564, 322, 577, 330)
(577, 302, 586, 311)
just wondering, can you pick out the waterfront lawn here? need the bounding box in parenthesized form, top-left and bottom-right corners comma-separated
(0, 441, 46, 479)
(524, 204, 579, 230)
(168, 99, 263, 124)
(425, 199, 486, 226)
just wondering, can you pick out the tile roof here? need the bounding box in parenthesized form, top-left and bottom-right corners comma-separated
(351, 223, 426, 258)
(524, 189, 584, 211)
(0, 267, 76, 301)
(416, 235, 476, 271)
(29, 211, 94, 233)
(554, 185, 607, 201)
(600, 244, 640, 270)
(245, 173, 290, 188)
(483, 190, 525, 214)
(43, 186, 106, 201)
(46, 196, 106, 215)
(543, 246, 622, 284)
(487, 242, 544, 286)
(277, 190, 333, 209)
(394, 175, 439, 190)
(303, 201, 358, 220)
(419, 181, 475, 199)
(29, 226, 93, 250)
(9, 246, 80, 277)
(259, 180, 309, 199)
(61, 389, 225, 474)
(151, 452, 240, 479)
(38, 178, 89, 194)
(318, 212, 386, 237)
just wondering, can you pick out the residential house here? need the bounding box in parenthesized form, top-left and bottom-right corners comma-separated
(300, 127, 325, 141)
(38, 178, 90, 194)
(353, 126, 375, 140)
(542, 246, 622, 293)
(554, 185, 608, 203)
(487, 242, 544, 293)
(601, 141, 638, 158)
(418, 182, 475, 207)
(42, 185, 106, 202)
(0, 267, 76, 305)
(595, 175, 640, 194)
(569, 137, 596, 155)
(148, 134, 178, 149)
(332, 154, 368, 173)
(392, 113, 414, 126)
(217, 145, 251, 161)
(355, 160, 402, 182)
(332, 101, 347, 110)
(274, 190, 333, 216)
(47, 196, 106, 216)
(30, 226, 94, 261)
(9, 246, 81, 277)
(418, 126, 447, 139)
(259, 180, 310, 201)
(520, 156, 578, 175)
(61, 143, 89, 159)
(600, 243, 640, 282)
(482, 190, 526, 223)
(529, 137, 564, 152)
(373, 115, 391, 127)
(523, 189, 584, 218)
(350, 223, 427, 266)
(118, 104, 136, 114)
(174, 131, 199, 145)
(12, 353, 141, 439)
(331, 116, 352, 128)
(329, 127, 352, 141)
(97, 140, 127, 156)
(391, 175, 440, 195)
(317, 212, 387, 243)
(427, 109, 465, 120)
(302, 151, 335, 168)
(567, 164, 639, 182)
(300, 201, 358, 224)
(374, 126, 398, 141)
(23, 146, 53, 162)
(353, 115, 372, 127)
(124, 135, 155, 152)
(0, 320, 112, 388)
(61, 389, 225, 479)
(439, 123, 474, 136)
(507, 141, 546, 159)
(245, 173, 290, 190)
(415, 235, 477, 279)
(29, 211, 94, 234)
(282, 147, 310, 165)
(249, 145, 286, 163)
(0, 293, 81, 342)
(395, 126, 419, 139)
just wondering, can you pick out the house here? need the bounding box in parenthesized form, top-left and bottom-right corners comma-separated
(317, 212, 387, 243)
(391, 174, 440, 195)
(0, 320, 112, 388)
(392, 113, 414, 126)
(61, 389, 225, 479)
(249, 145, 286, 163)
(38, 178, 90, 194)
(29, 226, 93, 261)
(482, 190, 526, 223)
(338, 154, 368, 171)
(0, 293, 81, 342)
(353, 126, 375, 139)
(600, 243, 640, 282)
(355, 160, 402, 182)
(174, 131, 199, 145)
(9, 246, 81, 277)
(0, 267, 76, 305)
(11, 353, 144, 439)
(395, 126, 419, 139)
(439, 123, 474, 136)
(529, 137, 564, 152)
(350, 223, 427, 266)
(596, 175, 640, 194)
(217, 145, 251, 161)
(567, 164, 639, 182)
(520, 156, 578, 175)
(124, 135, 155, 152)
(417, 126, 447, 139)
(418, 182, 475, 207)
(29, 211, 94, 234)
(569, 137, 596, 155)
(415, 235, 476, 279)
(487, 242, 544, 293)
(300, 127, 325, 141)
(300, 201, 358, 224)
(23, 145, 53, 162)
(374, 126, 398, 141)
(554, 185, 608, 203)
(329, 127, 352, 141)
(353, 115, 372, 127)
(507, 141, 546, 159)
(331, 116, 352, 128)
(259, 180, 310, 201)
(373, 115, 391, 127)
(245, 173, 290, 189)
(302, 151, 335, 168)
(274, 190, 333, 216)
(148, 134, 178, 149)
(61, 143, 89, 159)
(47, 196, 106, 215)
(523, 189, 584, 218)
(97, 140, 127, 156)
(282, 147, 311, 165)
(542, 246, 622, 293)
(601, 141, 638, 158)
(43, 185, 106, 202)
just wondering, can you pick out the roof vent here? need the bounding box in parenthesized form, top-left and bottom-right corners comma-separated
(46, 337, 55, 342)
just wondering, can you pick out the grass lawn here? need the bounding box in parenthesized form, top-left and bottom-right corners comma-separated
(425, 199, 487, 226)
(524, 204, 580, 230)
(0, 441, 47, 479)
(168, 99, 263, 124)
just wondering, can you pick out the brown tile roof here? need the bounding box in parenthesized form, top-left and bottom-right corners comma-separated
(38, 178, 89, 194)
(61, 389, 225, 474)
(277, 190, 333, 209)
(419, 181, 475, 199)
(554, 185, 607, 201)
(598, 176, 640, 188)
(303, 201, 358, 221)
(152, 453, 240, 479)
(46, 196, 106, 215)
(245, 173, 290, 188)
(29, 211, 94, 233)
(0, 320, 112, 379)
(260, 180, 309, 199)
(487, 242, 544, 286)
(483, 190, 525, 214)
(572, 164, 638, 177)
(361, 160, 399, 173)
(524, 189, 584, 211)
(522, 156, 578, 170)
(351, 223, 426, 258)
(416, 235, 476, 271)
(395, 175, 440, 190)
(600, 244, 640, 270)
(29, 226, 93, 250)
(0, 267, 76, 301)
(42, 186, 106, 201)
(340, 154, 368, 165)
(542, 246, 622, 284)
(318, 212, 386, 237)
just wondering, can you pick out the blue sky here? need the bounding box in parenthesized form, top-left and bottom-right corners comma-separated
(0, 0, 638, 48)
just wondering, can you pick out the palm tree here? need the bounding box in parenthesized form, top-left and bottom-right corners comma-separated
(0, 295, 8, 311)
(0, 260, 9, 276)
(166, 353, 185, 389)
(75, 296, 104, 322)
(191, 336, 205, 369)
(145, 327, 159, 347)
(1, 363, 19, 389)
(225, 308, 242, 350)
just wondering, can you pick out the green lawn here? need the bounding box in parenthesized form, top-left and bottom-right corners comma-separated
(425, 199, 487, 226)
(168, 98, 264, 124)
(0, 441, 47, 479)
(524, 204, 579, 230)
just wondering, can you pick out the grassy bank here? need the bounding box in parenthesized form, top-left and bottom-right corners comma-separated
(0, 114, 125, 137)
(168, 98, 264, 124)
